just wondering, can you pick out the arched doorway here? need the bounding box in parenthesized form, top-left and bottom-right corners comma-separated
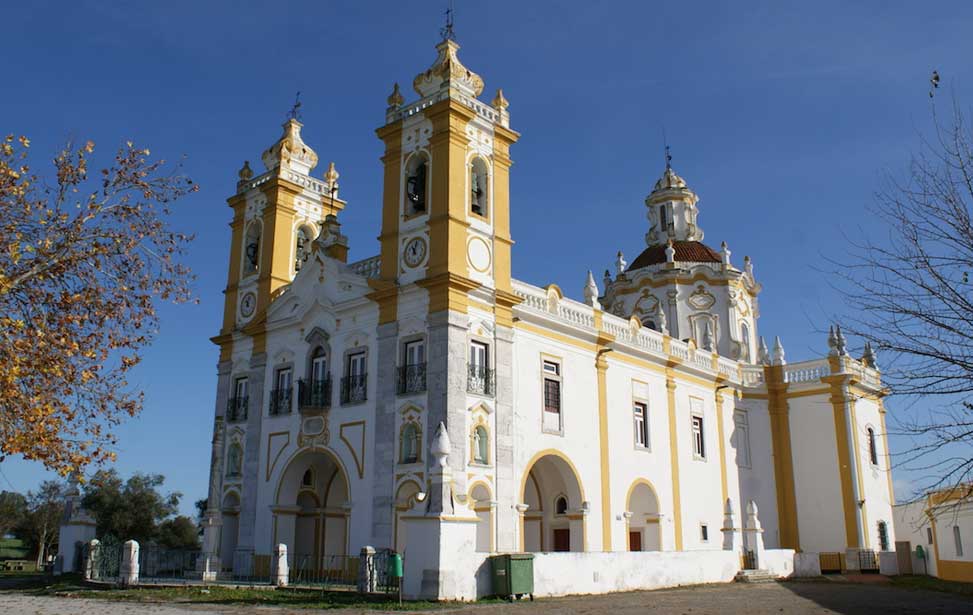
(521, 453, 585, 552)
(220, 492, 240, 571)
(470, 483, 493, 552)
(275, 449, 350, 568)
(393, 481, 421, 554)
(626, 480, 661, 551)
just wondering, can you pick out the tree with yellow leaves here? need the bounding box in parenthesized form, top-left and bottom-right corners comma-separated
(0, 135, 196, 475)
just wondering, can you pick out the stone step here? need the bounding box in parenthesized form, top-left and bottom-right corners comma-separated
(734, 570, 778, 584)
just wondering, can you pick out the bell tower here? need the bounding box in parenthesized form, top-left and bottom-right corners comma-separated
(214, 118, 346, 360)
(374, 36, 520, 325)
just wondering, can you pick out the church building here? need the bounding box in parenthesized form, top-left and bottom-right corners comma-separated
(200, 32, 895, 596)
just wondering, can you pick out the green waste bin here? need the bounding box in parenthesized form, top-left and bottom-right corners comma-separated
(490, 553, 534, 601)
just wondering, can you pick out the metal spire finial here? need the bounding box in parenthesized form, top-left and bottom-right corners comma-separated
(440, 0, 456, 41)
(287, 91, 303, 122)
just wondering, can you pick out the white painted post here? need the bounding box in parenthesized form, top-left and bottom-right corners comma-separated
(721, 498, 742, 552)
(358, 546, 376, 593)
(84, 539, 99, 581)
(271, 543, 288, 587)
(744, 500, 766, 569)
(119, 540, 139, 586)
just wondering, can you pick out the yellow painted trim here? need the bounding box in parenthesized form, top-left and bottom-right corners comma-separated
(715, 387, 729, 506)
(665, 369, 683, 551)
(767, 365, 801, 550)
(929, 511, 942, 575)
(339, 420, 366, 479)
(596, 349, 612, 551)
(938, 559, 973, 583)
(514, 320, 599, 353)
(827, 375, 860, 549)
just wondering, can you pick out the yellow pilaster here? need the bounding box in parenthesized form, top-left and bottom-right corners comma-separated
(766, 365, 801, 550)
(666, 366, 683, 551)
(596, 345, 613, 551)
(848, 397, 870, 549)
(715, 384, 729, 506)
(825, 372, 860, 549)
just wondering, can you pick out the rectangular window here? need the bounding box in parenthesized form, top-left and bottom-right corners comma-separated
(700, 524, 709, 542)
(347, 352, 366, 378)
(311, 355, 328, 384)
(468, 341, 493, 395)
(733, 410, 751, 468)
(470, 342, 488, 368)
(692, 414, 706, 459)
(276, 368, 292, 391)
(927, 527, 934, 545)
(234, 377, 248, 400)
(542, 359, 562, 433)
(955, 525, 964, 557)
(633, 402, 649, 449)
(405, 340, 425, 366)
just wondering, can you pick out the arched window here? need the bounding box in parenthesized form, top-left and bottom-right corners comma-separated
(878, 521, 889, 551)
(473, 425, 488, 464)
(244, 222, 261, 274)
(302, 469, 313, 487)
(295, 226, 311, 272)
(470, 158, 488, 217)
(659, 204, 669, 229)
(401, 422, 419, 464)
(867, 427, 878, 465)
(740, 322, 751, 362)
(555, 495, 568, 516)
(405, 154, 428, 215)
(226, 443, 242, 478)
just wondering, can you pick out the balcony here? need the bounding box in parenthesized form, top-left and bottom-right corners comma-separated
(268, 387, 293, 416)
(226, 396, 248, 423)
(340, 374, 368, 405)
(396, 363, 427, 395)
(467, 364, 495, 396)
(298, 377, 332, 415)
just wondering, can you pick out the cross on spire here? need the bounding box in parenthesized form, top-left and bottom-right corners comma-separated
(440, 0, 456, 41)
(287, 91, 303, 122)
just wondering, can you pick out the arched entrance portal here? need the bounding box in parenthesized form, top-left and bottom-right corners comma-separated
(220, 492, 240, 571)
(470, 483, 493, 552)
(521, 453, 585, 552)
(275, 449, 350, 567)
(626, 480, 661, 551)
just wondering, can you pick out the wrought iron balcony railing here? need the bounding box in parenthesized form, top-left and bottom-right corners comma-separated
(226, 396, 248, 423)
(298, 377, 332, 414)
(268, 387, 293, 416)
(396, 363, 427, 395)
(340, 374, 368, 405)
(467, 364, 495, 396)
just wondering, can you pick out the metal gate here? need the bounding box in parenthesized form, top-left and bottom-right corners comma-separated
(858, 550, 879, 573)
(90, 537, 123, 583)
(214, 549, 273, 585)
(138, 546, 200, 583)
(373, 549, 401, 595)
(819, 552, 844, 574)
(291, 554, 358, 589)
(742, 550, 758, 570)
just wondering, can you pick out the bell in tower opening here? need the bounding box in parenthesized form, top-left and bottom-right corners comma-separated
(406, 155, 428, 214)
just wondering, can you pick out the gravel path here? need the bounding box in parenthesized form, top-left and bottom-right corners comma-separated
(2, 580, 972, 614)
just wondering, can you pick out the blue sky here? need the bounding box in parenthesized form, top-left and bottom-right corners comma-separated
(3, 1, 972, 515)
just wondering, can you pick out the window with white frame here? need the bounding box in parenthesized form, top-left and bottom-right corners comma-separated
(954, 525, 964, 557)
(633, 402, 649, 449)
(405, 340, 425, 366)
(542, 359, 562, 432)
(733, 409, 751, 468)
(234, 377, 248, 400)
(691, 414, 706, 459)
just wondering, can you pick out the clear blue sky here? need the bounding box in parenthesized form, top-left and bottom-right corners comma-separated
(3, 1, 972, 515)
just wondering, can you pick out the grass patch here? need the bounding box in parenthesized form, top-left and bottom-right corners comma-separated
(891, 575, 973, 598)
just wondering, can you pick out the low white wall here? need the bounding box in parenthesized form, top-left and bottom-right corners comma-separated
(762, 549, 796, 578)
(794, 553, 821, 577)
(528, 550, 739, 598)
(879, 552, 899, 576)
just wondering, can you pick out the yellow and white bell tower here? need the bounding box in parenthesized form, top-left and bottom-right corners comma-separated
(373, 36, 520, 326)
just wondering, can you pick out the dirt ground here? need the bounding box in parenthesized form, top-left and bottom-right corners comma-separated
(2, 580, 972, 614)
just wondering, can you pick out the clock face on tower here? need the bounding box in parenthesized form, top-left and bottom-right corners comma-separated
(403, 236, 427, 268)
(240, 291, 256, 318)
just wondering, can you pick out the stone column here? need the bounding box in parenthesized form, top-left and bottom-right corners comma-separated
(371, 321, 399, 548)
(84, 539, 99, 581)
(357, 546, 377, 593)
(494, 324, 517, 552)
(721, 498, 743, 552)
(236, 353, 267, 561)
(119, 540, 139, 586)
(744, 500, 766, 569)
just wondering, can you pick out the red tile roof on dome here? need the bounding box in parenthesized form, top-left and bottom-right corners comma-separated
(627, 241, 721, 271)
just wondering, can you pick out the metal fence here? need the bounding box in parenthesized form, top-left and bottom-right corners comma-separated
(214, 549, 274, 585)
(138, 546, 200, 583)
(89, 538, 123, 583)
(819, 552, 844, 574)
(291, 554, 358, 589)
(373, 549, 401, 595)
(742, 550, 758, 570)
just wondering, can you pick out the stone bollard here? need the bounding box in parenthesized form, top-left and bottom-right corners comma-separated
(357, 546, 376, 594)
(271, 544, 289, 587)
(721, 498, 742, 552)
(84, 539, 100, 581)
(119, 540, 140, 586)
(744, 500, 766, 569)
